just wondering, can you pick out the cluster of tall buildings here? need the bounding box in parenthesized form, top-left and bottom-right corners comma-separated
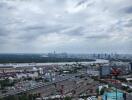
(87, 61, 132, 78)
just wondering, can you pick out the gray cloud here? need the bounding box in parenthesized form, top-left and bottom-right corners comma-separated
(86, 34, 111, 39)
(122, 5, 132, 14)
(0, 0, 131, 53)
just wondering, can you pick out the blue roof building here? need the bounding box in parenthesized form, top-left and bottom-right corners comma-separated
(102, 91, 124, 100)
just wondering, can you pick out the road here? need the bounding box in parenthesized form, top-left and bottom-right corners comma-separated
(0, 76, 74, 98)
(0, 74, 85, 99)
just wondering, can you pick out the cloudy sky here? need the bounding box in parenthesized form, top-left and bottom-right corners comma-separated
(0, 0, 132, 54)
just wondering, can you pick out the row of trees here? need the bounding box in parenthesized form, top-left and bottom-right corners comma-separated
(0, 94, 72, 100)
(0, 54, 94, 63)
(0, 78, 16, 90)
(0, 93, 41, 100)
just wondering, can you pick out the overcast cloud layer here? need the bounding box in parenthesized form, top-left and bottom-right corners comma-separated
(0, 0, 132, 54)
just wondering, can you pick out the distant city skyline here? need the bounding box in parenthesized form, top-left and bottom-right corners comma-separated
(0, 0, 132, 54)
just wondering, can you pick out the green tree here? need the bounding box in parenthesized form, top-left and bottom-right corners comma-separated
(64, 96, 72, 100)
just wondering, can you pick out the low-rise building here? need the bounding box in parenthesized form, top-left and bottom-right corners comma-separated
(100, 65, 111, 78)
